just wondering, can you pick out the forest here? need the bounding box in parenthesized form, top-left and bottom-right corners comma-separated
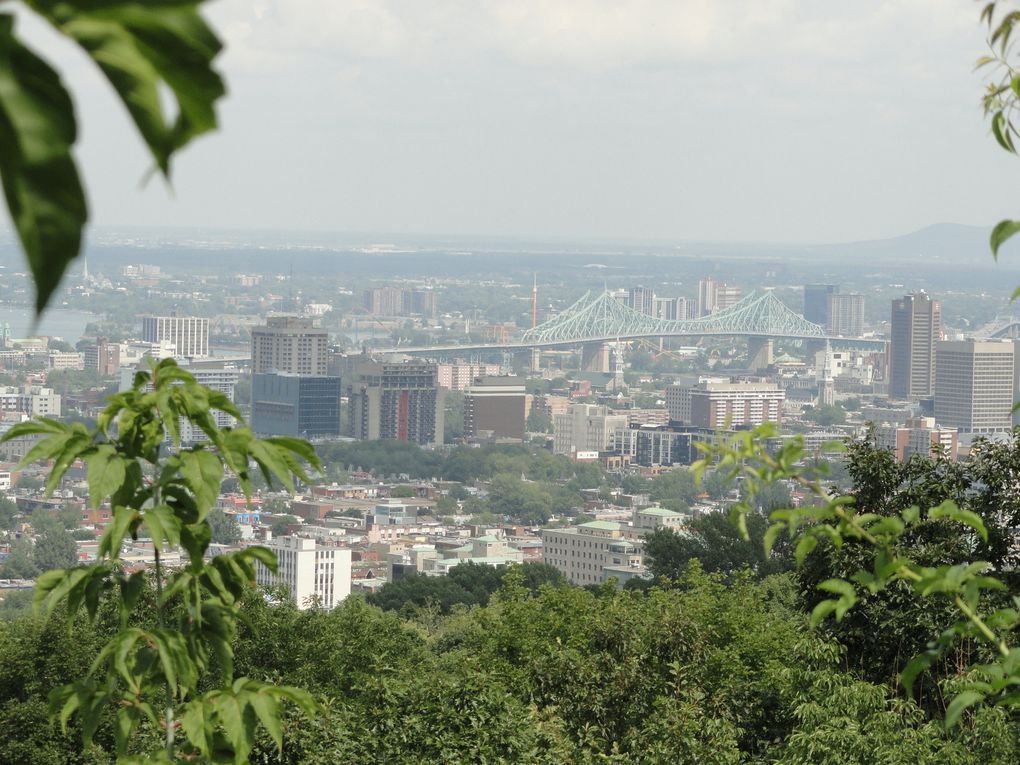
(1, 431, 1020, 763)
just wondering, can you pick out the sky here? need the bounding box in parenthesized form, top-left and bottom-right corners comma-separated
(10, 0, 1020, 244)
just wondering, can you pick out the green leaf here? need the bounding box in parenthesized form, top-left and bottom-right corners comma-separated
(27, 0, 225, 177)
(809, 599, 838, 628)
(901, 650, 938, 697)
(944, 689, 985, 728)
(794, 534, 818, 566)
(86, 444, 126, 507)
(99, 506, 140, 560)
(179, 449, 223, 517)
(249, 690, 282, 752)
(143, 504, 182, 551)
(991, 219, 1020, 259)
(0, 14, 88, 314)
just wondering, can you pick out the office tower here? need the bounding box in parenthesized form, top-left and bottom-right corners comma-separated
(254, 536, 352, 610)
(347, 361, 444, 445)
(141, 315, 209, 358)
(934, 340, 1014, 434)
(251, 316, 329, 375)
(628, 286, 655, 315)
(552, 404, 629, 456)
(803, 284, 838, 325)
(890, 293, 940, 400)
(714, 284, 742, 311)
(464, 376, 526, 441)
(698, 277, 716, 317)
(251, 373, 342, 437)
(826, 293, 865, 337)
(665, 381, 784, 429)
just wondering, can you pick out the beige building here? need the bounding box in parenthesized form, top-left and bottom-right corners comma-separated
(541, 507, 686, 586)
(251, 316, 329, 375)
(666, 380, 784, 429)
(874, 417, 958, 462)
(890, 293, 940, 400)
(553, 404, 629, 457)
(934, 339, 1014, 434)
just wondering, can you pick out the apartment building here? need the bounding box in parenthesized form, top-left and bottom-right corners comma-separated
(254, 535, 352, 610)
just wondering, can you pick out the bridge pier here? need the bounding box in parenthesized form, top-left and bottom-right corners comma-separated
(580, 342, 611, 373)
(747, 337, 774, 371)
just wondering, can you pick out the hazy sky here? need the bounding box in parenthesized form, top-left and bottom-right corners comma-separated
(11, 1, 1020, 243)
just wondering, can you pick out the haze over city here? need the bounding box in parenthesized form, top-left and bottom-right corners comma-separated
(7, 0, 1016, 244)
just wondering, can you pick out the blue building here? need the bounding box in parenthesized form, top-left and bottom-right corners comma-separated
(251, 373, 341, 438)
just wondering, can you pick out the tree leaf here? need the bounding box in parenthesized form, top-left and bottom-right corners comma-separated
(86, 444, 126, 508)
(0, 14, 88, 314)
(991, 219, 1020, 259)
(179, 449, 223, 518)
(944, 689, 985, 728)
(26, 0, 225, 177)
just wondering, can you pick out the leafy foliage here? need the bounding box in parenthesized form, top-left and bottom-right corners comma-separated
(695, 422, 1020, 728)
(1, 359, 319, 762)
(0, 0, 225, 313)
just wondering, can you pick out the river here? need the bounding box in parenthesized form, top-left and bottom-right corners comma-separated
(0, 305, 99, 344)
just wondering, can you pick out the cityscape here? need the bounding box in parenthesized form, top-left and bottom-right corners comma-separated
(2, 0, 1020, 761)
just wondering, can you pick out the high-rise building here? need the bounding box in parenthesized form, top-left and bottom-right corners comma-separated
(83, 337, 120, 376)
(628, 286, 655, 315)
(803, 285, 838, 326)
(666, 381, 784, 429)
(890, 293, 940, 400)
(464, 377, 526, 441)
(714, 284, 742, 311)
(651, 296, 678, 320)
(251, 316, 329, 376)
(363, 287, 438, 318)
(826, 293, 865, 337)
(698, 277, 716, 317)
(435, 361, 501, 391)
(251, 373, 342, 438)
(346, 361, 444, 445)
(141, 315, 209, 358)
(874, 417, 958, 462)
(934, 340, 1014, 434)
(183, 364, 240, 444)
(254, 536, 352, 610)
(552, 404, 629, 456)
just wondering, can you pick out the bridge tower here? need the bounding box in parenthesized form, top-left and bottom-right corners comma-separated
(580, 342, 611, 372)
(747, 337, 774, 371)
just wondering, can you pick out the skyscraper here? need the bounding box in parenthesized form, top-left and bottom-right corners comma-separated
(141, 315, 209, 358)
(628, 286, 655, 315)
(698, 277, 716, 317)
(934, 340, 1014, 434)
(346, 361, 444, 445)
(464, 376, 526, 441)
(826, 293, 865, 337)
(890, 293, 940, 400)
(251, 316, 329, 376)
(803, 284, 837, 326)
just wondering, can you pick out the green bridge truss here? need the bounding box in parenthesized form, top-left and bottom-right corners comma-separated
(520, 289, 829, 345)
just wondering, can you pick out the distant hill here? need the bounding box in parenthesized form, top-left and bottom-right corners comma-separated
(809, 223, 1020, 269)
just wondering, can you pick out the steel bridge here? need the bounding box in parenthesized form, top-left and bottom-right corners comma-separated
(371, 289, 885, 354)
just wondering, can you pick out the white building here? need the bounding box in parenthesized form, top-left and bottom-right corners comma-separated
(141, 315, 210, 358)
(553, 404, 629, 457)
(541, 521, 644, 586)
(254, 536, 352, 610)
